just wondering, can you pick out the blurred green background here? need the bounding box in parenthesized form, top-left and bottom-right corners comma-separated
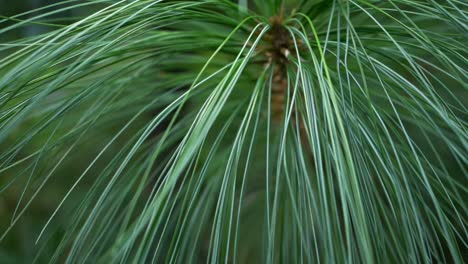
(2, 0, 71, 40)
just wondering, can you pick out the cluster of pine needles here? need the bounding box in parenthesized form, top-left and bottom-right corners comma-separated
(0, 0, 466, 263)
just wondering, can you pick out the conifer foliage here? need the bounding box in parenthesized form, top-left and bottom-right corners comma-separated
(0, 0, 466, 263)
